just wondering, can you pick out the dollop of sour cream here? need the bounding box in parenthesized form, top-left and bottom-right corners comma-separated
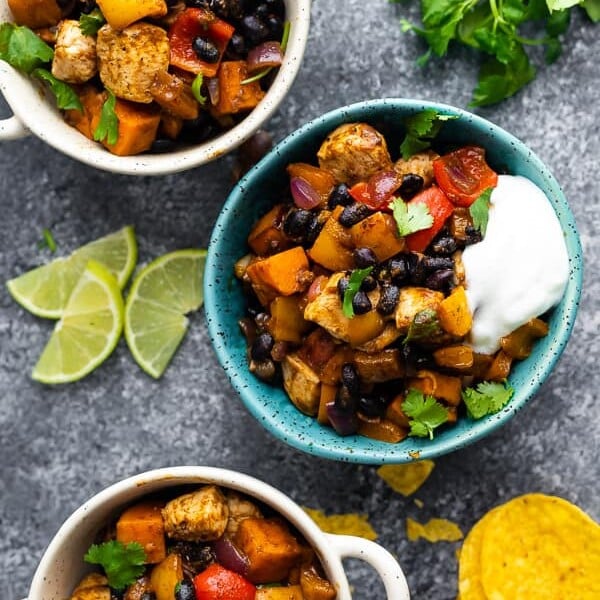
(462, 175, 569, 354)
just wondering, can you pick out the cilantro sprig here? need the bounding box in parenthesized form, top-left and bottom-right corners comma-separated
(469, 187, 493, 236)
(342, 267, 373, 318)
(389, 196, 433, 236)
(399, 109, 458, 159)
(402, 388, 449, 439)
(93, 89, 119, 146)
(84, 540, 147, 590)
(398, 0, 599, 106)
(79, 8, 106, 37)
(462, 380, 514, 419)
(192, 73, 207, 105)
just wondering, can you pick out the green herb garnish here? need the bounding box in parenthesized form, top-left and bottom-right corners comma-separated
(462, 380, 514, 419)
(469, 187, 493, 236)
(79, 8, 106, 37)
(38, 228, 57, 253)
(389, 196, 433, 236)
(84, 541, 146, 590)
(399, 109, 458, 159)
(398, 0, 598, 107)
(192, 73, 207, 105)
(342, 267, 373, 318)
(32, 68, 83, 110)
(93, 89, 119, 146)
(402, 388, 449, 439)
(405, 308, 442, 343)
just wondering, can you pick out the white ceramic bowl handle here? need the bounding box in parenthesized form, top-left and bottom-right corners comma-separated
(326, 533, 410, 599)
(0, 114, 29, 140)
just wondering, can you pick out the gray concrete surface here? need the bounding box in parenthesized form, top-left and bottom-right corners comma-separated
(1, 1, 599, 598)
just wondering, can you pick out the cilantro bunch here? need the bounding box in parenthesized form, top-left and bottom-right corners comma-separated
(397, 0, 600, 106)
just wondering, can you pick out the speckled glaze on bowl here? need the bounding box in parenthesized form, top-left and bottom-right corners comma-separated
(204, 98, 583, 464)
(0, 0, 311, 175)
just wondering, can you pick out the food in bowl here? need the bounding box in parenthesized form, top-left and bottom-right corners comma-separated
(233, 113, 570, 444)
(70, 483, 336, 599)
(1, 0, 288, 156)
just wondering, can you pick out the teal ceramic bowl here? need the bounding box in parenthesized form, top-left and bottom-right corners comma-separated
(204, 98, 583, 464)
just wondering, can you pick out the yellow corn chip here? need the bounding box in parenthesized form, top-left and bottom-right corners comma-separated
(304, 507, 378, 541)
(377, 460, 435, 496)
(406, 517, 464, 543)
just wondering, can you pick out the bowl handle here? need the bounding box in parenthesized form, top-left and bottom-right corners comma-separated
(325, 533, 411, 599)
(0, 114, 29, 140)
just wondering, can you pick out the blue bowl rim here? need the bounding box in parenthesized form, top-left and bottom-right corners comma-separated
(204, 97, 584, 464)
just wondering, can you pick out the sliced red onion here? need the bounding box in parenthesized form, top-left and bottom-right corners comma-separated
(368, 170, 402, 208)
(213, 536, 249, 576)
(307, 275, 328, 302)
(246, 41, 284, 74)
(206, 76, 219, 106)
(326, 401, 358, 436)
(290, 176, 321, 209)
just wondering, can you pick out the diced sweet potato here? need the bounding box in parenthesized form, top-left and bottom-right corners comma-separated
(246, 247, 311, 306)
(150, 70, 199, 120)
(357, 417, 407, 443)
(255, 586, 304, 600)
(319, 346, 353, 385)
(433, 345, 474, 371)
(149, 553, 183, 600)
(287, 163, 335, 207)
(300, 565, 337, 600)
(385, 394, 410, 429)
(500, 318, 549, 359)
(211, 60, 265, 116)
(116, 500, 166, 564)
(234, 518, 302, 584)
(485, 350, 513, 381)
(248, 204, 290, 256)
(7, 0, 62, 29)
(307, 206, 354, 271)
(437, 285, 472, 337)
(97, 0, 167, 31)
(353, 349, 404, 382)
(268, 295, 311, 343)
(65, 85, 106, 140)
(409, 369, 462, 406)
(350, 212, 405, 261)
(159, 111, 183, 140)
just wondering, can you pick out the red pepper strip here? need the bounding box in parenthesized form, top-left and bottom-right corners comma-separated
(433, 145, 498, 207)
(348, 170, 402, 210)
(193, 564, 256, 600)
(405, 186, 454, 252)
(168, 8, 235, 77)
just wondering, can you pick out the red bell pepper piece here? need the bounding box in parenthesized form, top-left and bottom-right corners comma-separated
(349, 170, 402, 210)
(168, 8, 235, 77)
(193, 564, 256, 600)
(433, 145, 498, 207)
(405, 186, 454, 252)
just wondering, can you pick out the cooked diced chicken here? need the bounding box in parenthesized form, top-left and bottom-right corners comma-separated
(395, 286, 444, 333)
(51, 19, 97, 84)
(282, 353, 321, 416)
(70, 573, 110, 600)
(161, 485, 229, 541)
(225, 491, 263, 537)
(96, 23, 169, 103)
(124, 576, 152, 600)
(317, 123, 392, 185)
(393, 150, 439, 189)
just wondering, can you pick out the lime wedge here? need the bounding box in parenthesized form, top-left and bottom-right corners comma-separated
(32, 260, 125, 384)
(7, 226, 137, 319)
(124, 249, 207, 379)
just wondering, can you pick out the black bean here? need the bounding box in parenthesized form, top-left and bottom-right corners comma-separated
(376, 284, 399, 316)
(328, 183, 353, 209)
(111, 591, 124, 600)
(264, 13, 283, 38)
(358, 395, 388, 418)
(398, 173, 424, 200)
(250, 358, 276, 381)
(402, 344, 433, 377)
(179, 113, 220, 143)
(341, 363, 360, 396)
(238, 317, 257, 343)
(284, 209, 314, 238)
(337, 275, 350, 301)
(430, 236, 457, 255)
(148, 138, 178, 154)
(304, 218, 323, 247)
(360, 275, 377, 292)
(424, 268, 454, 291)
(465, 226, 483, 246)
(353, 247, 377, 268)
(79, 0, 96, 13)
(251, 332, 274, 361)
(140, 594, 156, 600)
(192, 37, 220, 63)
(388, 255, 410, 284)
(352, 291, 372, 315)
(241, 14, 270, 44)
(407, 252, 425, 284)
(227, 32, 247, 57)
(338, 203, 371, 227)
(175, 580, 196, 600)
(336, 385, 357, 412)
(422, 256, 454, 271)
(264, 0, 285, 16)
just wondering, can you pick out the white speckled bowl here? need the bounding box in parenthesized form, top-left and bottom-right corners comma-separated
(0, 0, 311, 175)
(21, 467, 410, 600)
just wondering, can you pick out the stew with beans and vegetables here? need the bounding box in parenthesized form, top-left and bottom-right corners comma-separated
(1, 0, 287, 155)
(71, 484, 336, 600)
(235, 119, 555, 443)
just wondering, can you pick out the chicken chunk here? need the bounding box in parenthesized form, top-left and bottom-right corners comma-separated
(282, 353, 321, 416)
(225, 491, 263, 537)
(393, 150, 439, 189)
(395, 286, 444, 333)
(317, 123, 392, 185)
(51, 19, 97, 84)
(96, 23, 169, 103)
(70, 573, 110, 600)
(161, 485, 229, 541)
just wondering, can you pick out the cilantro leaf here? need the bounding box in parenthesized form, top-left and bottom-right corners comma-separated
(191, 73, 207, 105)
(402, 388, 449, 439)
(342, 267, 373, 318)
(38, 228, 57, 253)
(93, 89, 119, 146)
(469, 187, 493, 236)
(405, 308, 441, 344)
(390, 196, 433, 237)
(84, 541, 146, 590)
(583, 0, 600, 21)
(0, 23, 53, 73)
(546, 0, 579, 10)
(79, 8, 106, 37)
(32, 68, 82, 111)
(462, 380, 514, 419)
(399, 109, 458, 159)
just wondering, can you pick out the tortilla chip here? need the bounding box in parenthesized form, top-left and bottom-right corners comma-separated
(377, 460, 435, 496)
(478, 494, 600, 599)
(414, 498, 424, 509)
(303, 507, 378, 541)
(406, 517, 464, 543)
